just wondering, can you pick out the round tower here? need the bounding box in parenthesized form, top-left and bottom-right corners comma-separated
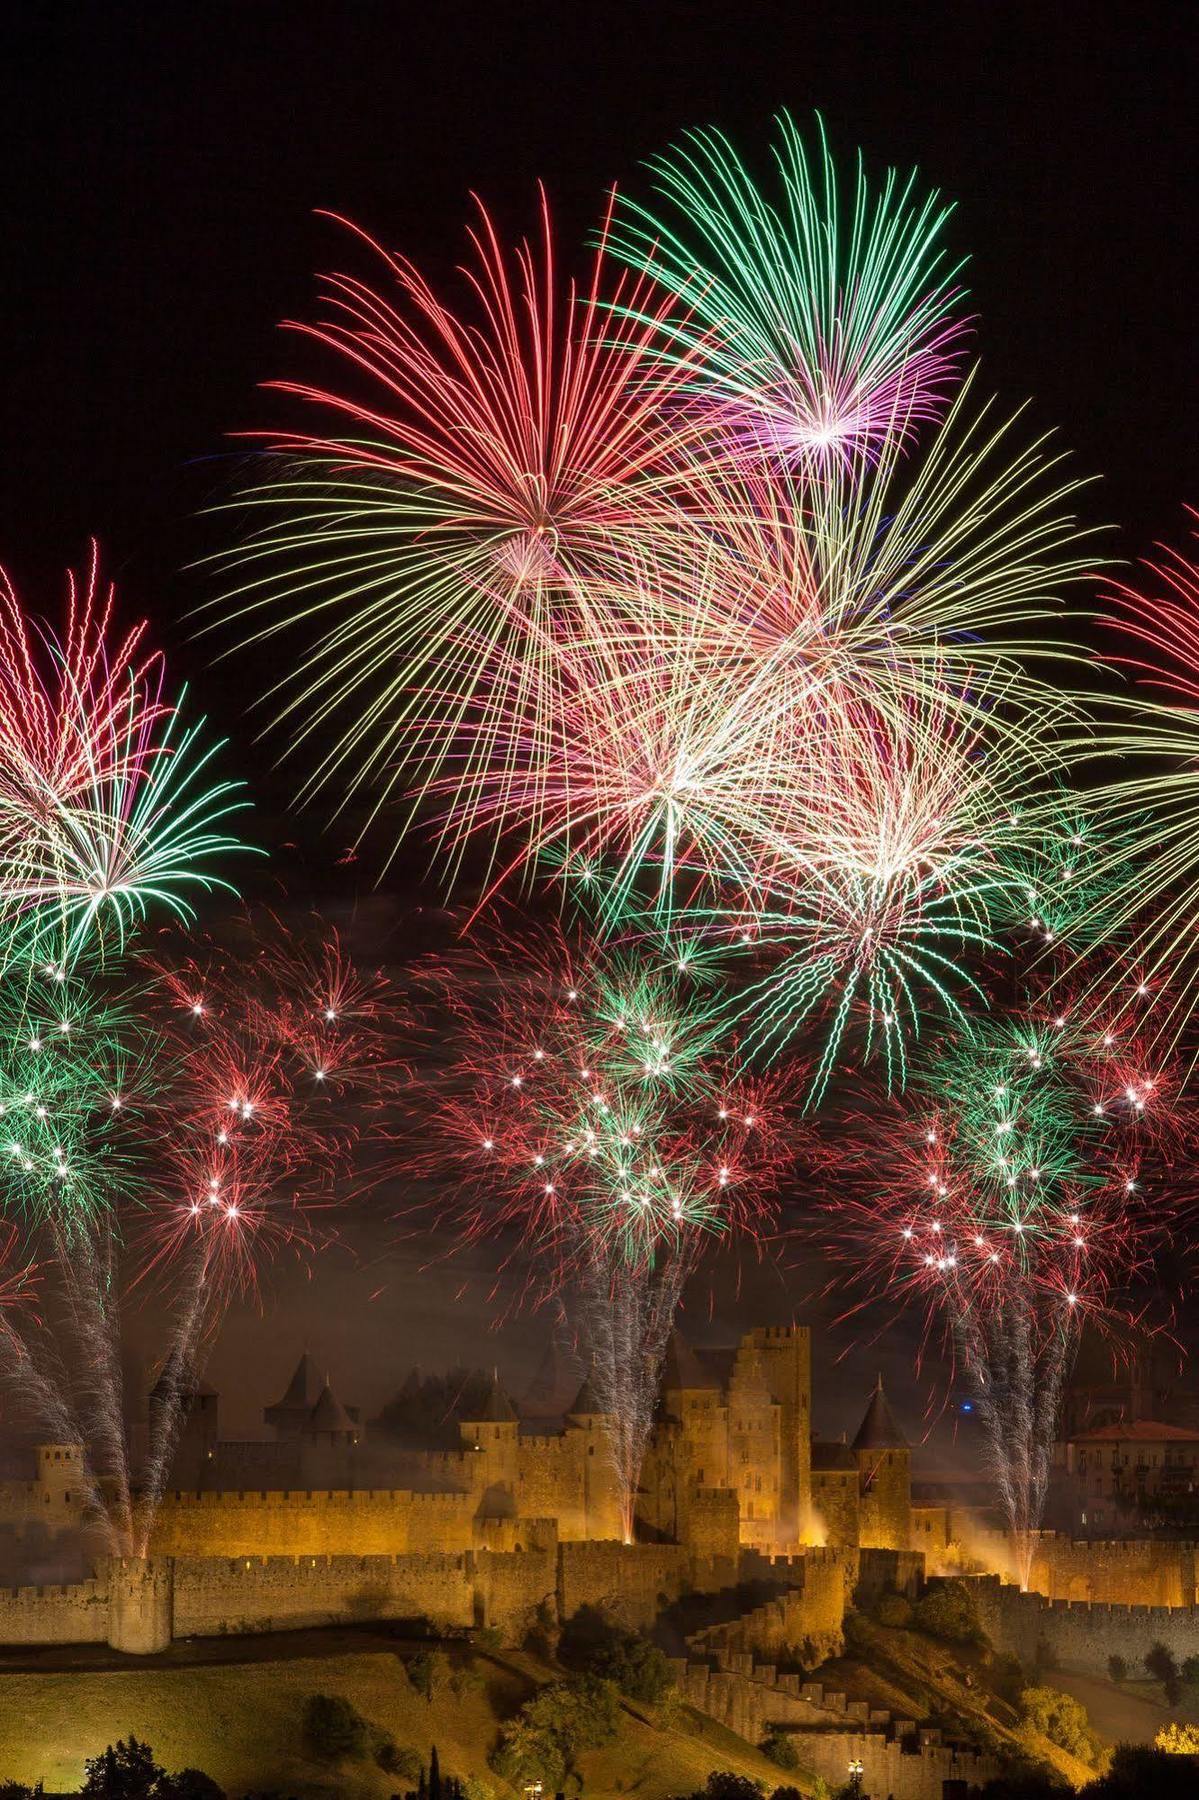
(105, 1556, 174, 1654)
(852, 1376, 912, 1552)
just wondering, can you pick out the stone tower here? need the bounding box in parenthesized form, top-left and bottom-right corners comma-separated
(852, 1376, 912, 1551)
(459, 1371, 520, 1518)
(564, 1372, 624, 1541)
(742, 1325, 812, 1546)
(149, 1354, 218, 1487)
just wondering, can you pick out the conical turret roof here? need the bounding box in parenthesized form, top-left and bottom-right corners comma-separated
(851, 1376, 908, 1451)
(270, 1350, 324, 1413)
(661, 1328, 719, 1393)
(567, 1371, 605, 1416)
(465, 1370, 517, 1424)
(308, 1381, 356, 1436)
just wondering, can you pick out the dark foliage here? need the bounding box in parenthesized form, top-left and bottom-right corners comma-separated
(300, 1693, 367, 1762)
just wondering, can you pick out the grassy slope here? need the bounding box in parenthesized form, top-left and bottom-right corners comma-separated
(817, 1618, 1099, 1791)
(0, 1645, 809, 1800)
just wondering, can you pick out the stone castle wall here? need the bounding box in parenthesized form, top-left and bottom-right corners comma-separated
(0, 1574, 108, 1645)
(1026, 1532, 1198, 1606)
(672, 1651, 999, 1799)
(148, 1486, 480, 1558)
(967, 1573, 1199, 1675)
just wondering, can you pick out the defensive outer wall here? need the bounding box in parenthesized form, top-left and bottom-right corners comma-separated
(966, 1572, 1199, 1676)
(0, 1539, 897, 1657)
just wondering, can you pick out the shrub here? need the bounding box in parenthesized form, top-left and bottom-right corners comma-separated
(373, 1737, 421, 1780)
(759, 1730, 800, 1771)
(1182, 1654, 1199, 1687)
(1034, 1636, 1059, 1674)
(912, 1579, 987, 1647)
(874, 1588, 913, 1629)
(842, 1609, 872, 1654)
(300, 1694, 367, 1763)
(702, 1777, 765, 1800)
(1107, 1654, 1128, 1684)
(159, 1777, 224, 1800)
(1156, 1721, 1199, 1754)
(769, 1789, 806, 1800)
(1018, 1685, 1103, 1767)
(473, 1624, 503, 1651)
(991, 1651, 1026, 1706)
(1146, 1641, 1179, 1687)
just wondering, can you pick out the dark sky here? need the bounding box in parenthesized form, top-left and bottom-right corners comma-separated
(2, 3, 1198, 1436)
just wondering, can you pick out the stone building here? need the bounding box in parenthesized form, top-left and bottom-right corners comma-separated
(1052, 1418, 1199, 1533)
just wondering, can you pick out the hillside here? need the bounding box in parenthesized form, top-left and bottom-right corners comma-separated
(0, 1640, 809, 1800)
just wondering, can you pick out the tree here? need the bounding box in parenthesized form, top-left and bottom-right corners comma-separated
(1145, 1642, 1182, 1705)
(81, 1739, 165, 1800)
(1018, 1686, 1103, 1768)
(873, 1588, 913, 1629)
(0, 1784, 45, 1799)
(429, 1744, 442, 1800)
(491, 1674, 620, 1790)
(409, 1648, 452, 1705)
(1181, 1655, 1199, 1687)
(912, 1579, 987, 1646)
(759, 1730, 800, 1771)
(1108, 1654, 1128, 1684)
(300, 1694, 367, 1762)
(1081, 1744, 1199, 1797)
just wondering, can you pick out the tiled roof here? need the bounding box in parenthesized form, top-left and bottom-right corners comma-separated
(1071, 1420, 1199, 1444)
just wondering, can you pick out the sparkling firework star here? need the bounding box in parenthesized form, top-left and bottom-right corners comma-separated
(823, 990, 1180, 1584)
(1077, 512, 1199, 1049)
(423, 925, 799, 1532)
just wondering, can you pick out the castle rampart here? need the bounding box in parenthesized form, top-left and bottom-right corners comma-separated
(966, 1573, 1199, 1674)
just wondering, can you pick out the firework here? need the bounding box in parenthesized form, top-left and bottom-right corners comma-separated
(610, 110, 969, 472)
(422, 923, 798, 1531)
(206, 193, 700, 870)
(823, 987, 1180, 1583)
(0, 554, 251, 968)
(1074, 512, 1199, 1048)
(0, 918, 408, 1554)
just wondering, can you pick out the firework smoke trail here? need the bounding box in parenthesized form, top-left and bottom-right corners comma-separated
(579, 1241, 691, 1544)
(423, 924, 799, 1530)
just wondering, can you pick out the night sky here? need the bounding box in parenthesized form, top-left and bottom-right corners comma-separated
(2, 4, 1198, 1441)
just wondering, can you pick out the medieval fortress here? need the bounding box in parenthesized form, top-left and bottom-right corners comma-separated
(1, 1323, 1197, 1716)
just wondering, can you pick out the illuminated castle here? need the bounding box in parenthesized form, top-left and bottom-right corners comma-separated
(152, 1322, 914, 1559)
